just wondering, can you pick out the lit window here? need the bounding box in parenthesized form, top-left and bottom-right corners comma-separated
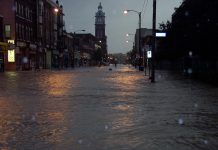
(5, 25, 11, 38)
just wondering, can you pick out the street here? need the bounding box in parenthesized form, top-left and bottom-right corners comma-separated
(0, 65, 218, 150)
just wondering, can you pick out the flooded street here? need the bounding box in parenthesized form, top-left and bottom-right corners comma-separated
(0, 65, 218, 150)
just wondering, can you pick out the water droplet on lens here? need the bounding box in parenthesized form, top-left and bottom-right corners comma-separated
(185, 11, 189, 16)
(187, 68, 192, 74)
(31, 116, 36, 122)
(203, 140, 208, 145)
(178, 118, 184, 125)
(105, 125, 109, 130)
(78, 139, 83, 144)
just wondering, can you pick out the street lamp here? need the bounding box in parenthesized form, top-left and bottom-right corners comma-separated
(72, 29, 86, 68)
(126, 33, 134, 37)
(126, 40, 134, 43)
(124, 9, 143, 71)
(54, 8, 59, 13)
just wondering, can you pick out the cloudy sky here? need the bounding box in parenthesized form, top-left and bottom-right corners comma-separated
(57, 0, 183, 54)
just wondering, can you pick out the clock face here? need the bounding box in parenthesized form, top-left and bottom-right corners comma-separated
(97, 17, 104, 24)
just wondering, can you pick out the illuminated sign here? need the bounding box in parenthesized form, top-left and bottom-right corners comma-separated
(8, 40, 15, 50)
(8, 49, 15, 62)
(8, 40, 15, 44)
(156, 32, 166, 37)
(147, 51, 152, 58)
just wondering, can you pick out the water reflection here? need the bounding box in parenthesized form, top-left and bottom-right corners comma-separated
(0, 66, 218, 149)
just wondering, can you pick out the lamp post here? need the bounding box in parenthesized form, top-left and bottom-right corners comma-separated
(126, 33, 135, 37)
(151, 0, 156, 83)
(72, 30, 85, 68)
(53, 7, 59, 69)
(124, 10, 143, 71)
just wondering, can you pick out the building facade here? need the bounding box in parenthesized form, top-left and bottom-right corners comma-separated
(95, 2, 107, 56)
(0, 0, 65, 71)
(73, 33, 96, 66)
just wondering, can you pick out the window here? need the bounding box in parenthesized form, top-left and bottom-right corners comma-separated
(29, 10, 32, 20)
(25, 7, 28, 18)
(16, 23, 18, 38)
(21, 25, 24, 40)
(18, 3, 20, 15)
(15, 1, 17, 13)
(5, 25, 11, 38)
(21, 4, 23, 16)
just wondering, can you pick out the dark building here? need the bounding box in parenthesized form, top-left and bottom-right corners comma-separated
(0, 15, 5, 72)
(157, 0, 218, 81)
(63, 31, 73, 68)
(95, 2, 107, 57)
(0, 16, 3, 42)
(0, 0, 37, 70)
(73, 33, 96, 66)
(0, 0, 65, 71)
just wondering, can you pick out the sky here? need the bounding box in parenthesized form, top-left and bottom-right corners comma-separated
(57, 0, 183, 54)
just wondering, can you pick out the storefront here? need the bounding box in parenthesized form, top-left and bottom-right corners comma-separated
(0, 42, 7, 72)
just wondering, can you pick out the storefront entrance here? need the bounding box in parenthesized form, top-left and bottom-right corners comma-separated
(0, 52, 4, 72)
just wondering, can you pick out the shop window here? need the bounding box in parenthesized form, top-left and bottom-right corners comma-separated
(5, 25, 11, 38)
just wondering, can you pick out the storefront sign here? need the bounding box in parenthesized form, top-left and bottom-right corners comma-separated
(147, 51, 152, 58)
(8, 49, 15, 62)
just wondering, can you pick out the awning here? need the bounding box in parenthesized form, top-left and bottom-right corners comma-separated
(0, 42, 7, 53)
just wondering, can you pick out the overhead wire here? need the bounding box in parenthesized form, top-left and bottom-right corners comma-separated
(142, 0, 149, 20)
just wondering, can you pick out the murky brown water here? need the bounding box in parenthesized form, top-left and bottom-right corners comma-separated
(0, 65, 218, 150)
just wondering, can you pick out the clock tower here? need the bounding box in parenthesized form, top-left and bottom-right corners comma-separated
(95, 2, 107, 55)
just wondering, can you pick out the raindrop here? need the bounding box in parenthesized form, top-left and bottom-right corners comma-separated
(69, 25, 73, 30)
(203, 140, 208, 145)
(105, 125, 109, 130)
(178, 118, 184, 125)
(185, 11, 189, 16)
(158, 74, 162, 79)
(78, 139, 83, 144)
(22, 57, 28, 63)
(12, 6, 16, 11)
(31, 116, 36, 122)
(187, 68, 192, 74)
(194, 103, 198, 108)
(189, 51, 193, 57)
(112, 9, 117, 15)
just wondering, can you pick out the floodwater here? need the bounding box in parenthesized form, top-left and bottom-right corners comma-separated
(0, 65, 218, 150)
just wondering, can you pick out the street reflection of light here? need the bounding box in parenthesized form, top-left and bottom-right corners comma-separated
(0, 99, 21, 150)
(5, 72, 18, 77)
(114, 104, 131, 111)
(37, 111, 67, 144)
(41, 74, 70, 96)
(111, 115, 134, 131)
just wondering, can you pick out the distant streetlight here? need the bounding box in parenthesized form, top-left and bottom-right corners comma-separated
(54, 8, 59, 13)
(124, 9, 143, 71)
(72, 29, 86, 68)
(126, 40, 134, 43)
(126, 33, 134, 37)
(123, 10, 128, 14)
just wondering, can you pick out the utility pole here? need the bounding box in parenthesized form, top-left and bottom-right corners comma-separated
(72, 32, 75, 68)
(151, 0, 156, 83)
(139, 12, 142, 71)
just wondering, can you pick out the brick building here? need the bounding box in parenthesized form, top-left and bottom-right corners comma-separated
(0, 0, 65, 71)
